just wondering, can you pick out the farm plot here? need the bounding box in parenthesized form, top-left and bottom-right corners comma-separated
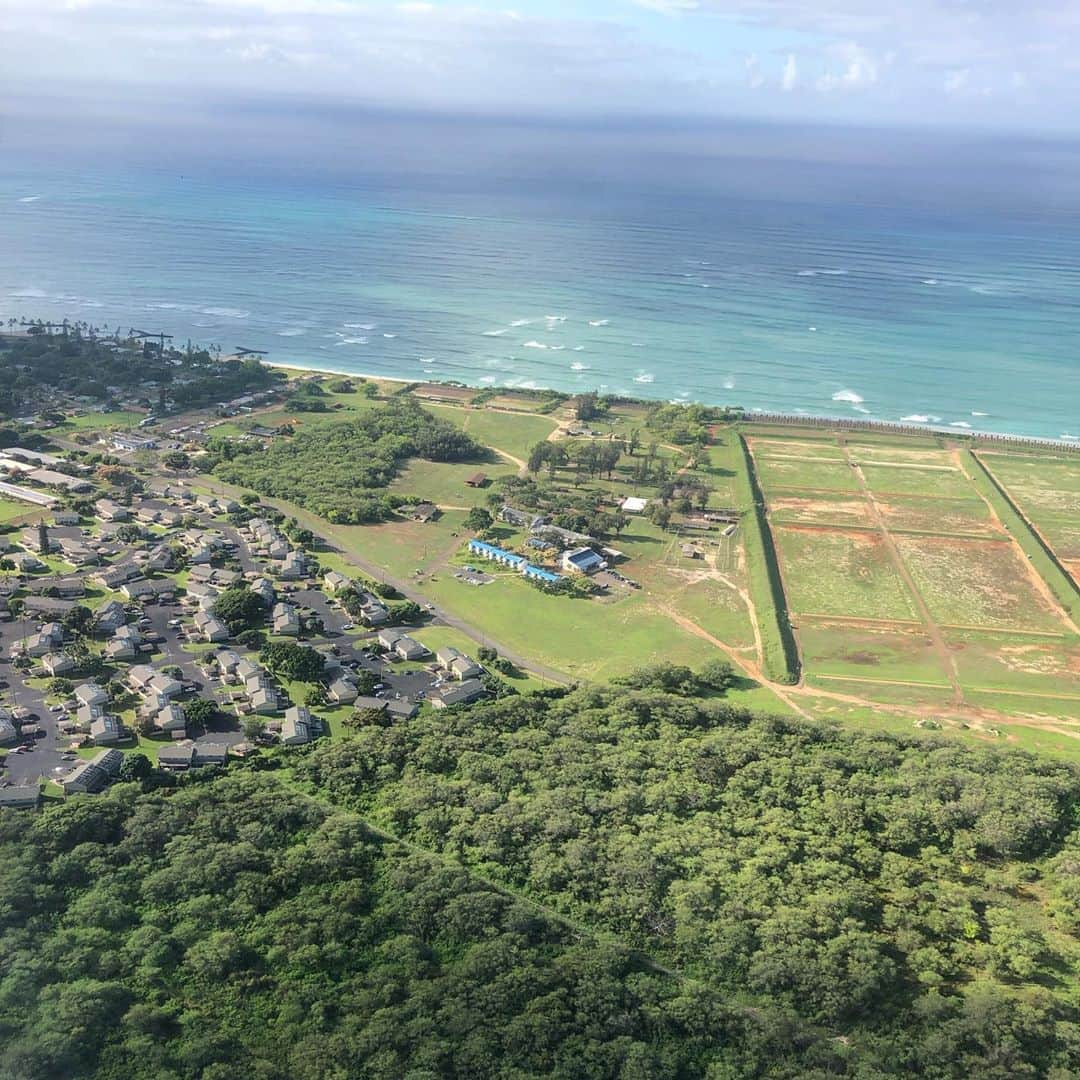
(754, 456, 861, 493)
(748, 438, 846, 460)
(860, 463, 974, 499)
(774, 526, 918, 620)
(849, 445, 954, 467)
(768, 494, 875, 529)
(875, 496, 1002, 538)
(894, 535, 1066, 632)
(798, 621, 951, 685)
(947, 629, 1080, 698)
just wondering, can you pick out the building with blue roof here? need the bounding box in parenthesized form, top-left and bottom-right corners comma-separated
(468, 539, 562, 584)
(560, 546, 607, 575)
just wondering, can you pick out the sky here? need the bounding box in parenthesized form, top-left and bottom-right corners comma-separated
(2, 1, 1079, 132)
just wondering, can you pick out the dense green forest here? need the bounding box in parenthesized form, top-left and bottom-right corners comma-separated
(0, 773, 847, 1080)
(0, 329, 281, 416)
(297, 684, 1080, 1075)
(210, 397, 487, 521)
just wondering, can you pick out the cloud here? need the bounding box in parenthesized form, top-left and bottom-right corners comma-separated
(817, 42, 880, 91)
(781, 53, 798, 91)
(745, 52, 765, 88)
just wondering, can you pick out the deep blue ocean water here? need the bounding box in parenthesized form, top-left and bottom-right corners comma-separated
(1, 109, 1078, 439)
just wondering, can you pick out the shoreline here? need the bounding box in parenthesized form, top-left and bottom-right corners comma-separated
(261, 356, 1080, 452)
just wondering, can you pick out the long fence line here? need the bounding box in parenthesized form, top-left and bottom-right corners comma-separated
(739, 412, 1080, 453)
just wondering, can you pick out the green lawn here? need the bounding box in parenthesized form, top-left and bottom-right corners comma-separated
(424, 403, 558, 462)
(0, 498, 34, 522)
(389, 458, 516, 507)
(45, 409, 145, 435)
(947, 629, 1080, 697)
(798, 621, 950, 684)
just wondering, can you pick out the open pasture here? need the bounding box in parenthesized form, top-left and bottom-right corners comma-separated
(894, 534, 1067, 631)
(768, 493, 874, 529)
(947, 628, 1080, 698)
(747, 438, 846, 460)
(774, 525, 918, 620)
(798, 620, 950, 685)
(849, 444, 955, 467)
(860, 462, 974, 499)
(875, 495, 1001, 538)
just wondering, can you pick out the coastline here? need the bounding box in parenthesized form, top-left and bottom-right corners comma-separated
(261, 356, 1080, 452)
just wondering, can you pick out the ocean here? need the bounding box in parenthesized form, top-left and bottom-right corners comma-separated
(2, 107, 1078, 440)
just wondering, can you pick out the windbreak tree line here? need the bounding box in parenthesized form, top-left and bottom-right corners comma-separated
(210, 397, 487, 522)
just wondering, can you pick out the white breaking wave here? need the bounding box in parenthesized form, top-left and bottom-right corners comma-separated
(832, 389, 864, 405)
(809, 326, 817, 331)
(950, 421, 972, 429)
(17, 196, 41, 203)
(1061, 433, 1079, 441)
(723, 379, 736, 390)
(549, 345, 566, 351)
(545, 314, 566, 322)
(335, 336, 368, 346)
(510, 318, 532, 327)
(570, 361, 589, 371)
(202, 306, 250, 318)
(923, 279, 938, 285)
(344, 322, 376, 330)
(971, 410, 988, 417)
(634, 372, 655, 384)
(277, 328, 307, 337)
(9, 287, 47, 298)
(522, 340, 547, 349)
(588, 319, 609, 326)
(482, 329, 508, 337)
(572, 345, 585, 351)
(383, 333, 396, 338)
(901, 414, 931, 423)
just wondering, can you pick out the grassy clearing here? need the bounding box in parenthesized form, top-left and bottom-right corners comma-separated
(947, 628, 1080, 697)
(388, 458, 515, 507)
(746, 438, 846, 460)
(850, 445, 954, 466)
(875, 495, 1001, 538)
(894, 534, 1066, 631)
(775, 526, 919, 621)
(0, 498, 34, 522)
(768, 494, 875, 529)
(860, 462, 974, 499)
(754, 456, 861, 493)
(44, 409, 144, 434)
(798, 621, 949, 684)
(423, 404, 558, 462)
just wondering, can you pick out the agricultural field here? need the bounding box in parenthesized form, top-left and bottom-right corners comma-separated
(752, 454, 862, 493)
(797, 621, 950, 686)
(947, 628, 1080, 698)
(774, 525, 919, 621)
(874, 495, 1001, 538)
(768, 493, 875, 529)
(859, 462, 975, 499)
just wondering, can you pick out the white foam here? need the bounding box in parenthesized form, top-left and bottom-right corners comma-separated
(544, 315, 566, 322)
(832, 389, 864, 405)
(202, 306, 250, 318)
(335, 336, 368, 346)
(634, 372, 655, 384)
(522, 340, 547, 349)
(419, 357, 436, 364)
(797, 270, 817, 277)
(949, 421, 972, 429)
(478, 376, 497, 385)
(549, 345, 565, 351)
(700, 283, 711, 288)
(147, 301, 186, 310)
(277, 328, 307, 337)
(510, 318, 532, 327)
(572, 345, 585, 351)
(631, 342, 645, 347)
(723, 378, 736, 390)
(8, 287, 46, 298)
(1061, 433, 1079, 441)
(570, 361, 589, 371)
(900, 414, 930, 423)
(344, 322, 376, 330)
(809, 326, 817, 332)
(971, 410, 988, 417)
(588, 319, 609, 327)
(852, 405, 870, 414)
(383, 333, 396, 338)
(922, 279, 938, 285)
(482, 329, 508, 337)
(17, 196, 41, 203)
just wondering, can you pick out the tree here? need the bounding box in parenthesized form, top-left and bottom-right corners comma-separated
(241, 715, 266, 740)
(162, 450, 190, 471)
(48, 677, 75, 697)
(117, 753, 153, 784)
(352, 669, 378, 696)
(698, 658, 737, 693)
(37, 520, 49, 555)
(212, 586, 265, 634)
(463, 506, 493, 535)
(62, 605, 93, 638)
(183, 698, 217, 730)
(114, 523, 142, 543)
(259, 642, 324, 683)
(304, 684, 328, 707)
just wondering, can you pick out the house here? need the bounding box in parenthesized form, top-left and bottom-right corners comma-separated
(352, 695, 389, 716)
(28, 468, 92, 493)
(323, 570, 351, 594)
(360, 599, 389, 626)
(95, 563, 142, 589)
(407, 502, 438, 523)
(52, 510, 80, 526)
(62, 749, 123, 793)
(465, 472, 488, 488)
(23, 623, 63, 658)
(326, 677, 358, 705)
(561, 546, 607, 575)
(187, 543, 214, 565)
(278, 551, 307, 580)
(158, 744, 196, 770)
(468, 539, 527, 570)
(432, 679, 486, 709)
(522, 563, 562, 585)
(57, 538, 98, 565)
(94, 600, 127, 634)
(16, 553, 46, 573)
(148, 674, 183, 699)
(41, 652, 75, 677)
(235, 658, 261, 684)
(75, 683, 109, 709)
(281, 705, 313, 745)
(127, 664, 158, 690)
(121, 578, 173, 602)
(0, 711, 17, 745)
(393, 636, 428, 661)
(450, 655, 484, 681)
(194, 610, 229, 643)
(249, 687, 279, 714)
(620, 496, 649, 514)
(272, 602, 300, 636)
(22, 596, 76, 618)
(681, 543, 703, 559)
(146, 543, 175, 572)
(95, 499, 130, 522)
(250, 578, 275, 607)
(376, 629, 402, 651)
(155, 703, 187, 733)
(26, 575, 86, 598)
(89, 715, 124, 745)
(195, 743, 228, 766)
(105, 633, 137, 661)
(386, 698, 419, 720)
(183, 580, 219, 607)
(0, 785, 40, 809)
(215, 650, 241, 677)
(113, 433, 157, 452)
(76, 703, 105, 729)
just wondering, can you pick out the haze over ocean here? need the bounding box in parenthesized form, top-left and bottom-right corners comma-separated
(2, 109, 1078, 440)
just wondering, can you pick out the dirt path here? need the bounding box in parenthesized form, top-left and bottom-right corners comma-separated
(956, 447, 1080, 636)
(838, 440, 965, 705)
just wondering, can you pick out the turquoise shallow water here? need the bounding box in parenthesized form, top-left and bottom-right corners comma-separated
(1, 114, 1078, 439)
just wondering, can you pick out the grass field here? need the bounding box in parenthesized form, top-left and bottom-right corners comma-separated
(894, 534, 1066, 631)
(798, 621, 949, 684)
(753, 455, 862, 493)
(45, 409, 145, 434)
(947, 628, 1080, 697)
(0, 498, 34, 522)
(389, 458, 516, 507)
(875, 495, 1001, 538)
(859, 462, 975, 499)
(775, 526, 919, 620)
(424, 404, 558, 462)
(768, 494, 875, 529)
